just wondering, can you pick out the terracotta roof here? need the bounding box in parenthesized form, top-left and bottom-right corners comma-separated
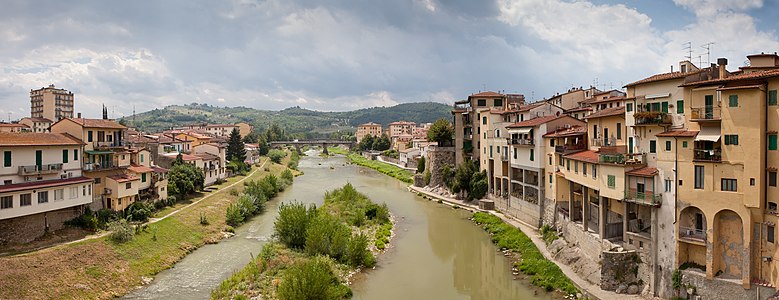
(0, 132, 84, 146)
(656, 130, 699, 137)
(680, 69, 779, 86)
(127, 134, 157, 144)
(388, 121, 415, 126)
(564, 150, 599, 164)
(544, 125, 587, 138)
(624, 70, 701, 87)
(128, 165, 154, 173)
(359, 122, 381, 127)
(0, 123, 28, 128)
(162, 153, 201, 161)
(626, 167, 658, 177)
(518, 102, 546, 112)
(204, 124, 236, 128)
(194, 153, 220, 161)
(108, 174, 139, 183)
(0, 176, 93, 193)
(62, 118, 127, 129)
(506, 115, 560, 128)
(584, 106, 625, 119)
(565, 106, 593, 113)
(469, 91, 503, 98)
(152, 166, 169, 173)
(20, 117, 53, 123)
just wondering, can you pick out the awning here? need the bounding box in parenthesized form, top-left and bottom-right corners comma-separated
(85, 150, 113, 155)
(510, 127, 532, 134)
(695, 126, 721, 142)
(645, 93, 670, 99)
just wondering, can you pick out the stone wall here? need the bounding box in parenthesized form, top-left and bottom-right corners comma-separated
(680, 270, 776, 300)
(0, 206, 83, 245)
(559, 217, 605, 263)
(601, 250, 642, 293)
(495, 196, 542, 228)
(413, 174, 425, 187)
(542, 197, 557, 227)
(427, 146, 455, 188)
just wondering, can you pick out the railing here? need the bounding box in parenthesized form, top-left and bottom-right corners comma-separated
(103, 188, 112, 195)
(591, 137, 616, 147)
(18, 163, 63, 175)
(679, 226, 707, 242)
(693, 149, 722, 162)
(599, 152, 646, 165)
(510, 138, 534, 146)
(83, 162, 116, 171)
(690, 106, 721, 121)
(500, 154, 509, 162)
(633, 111, 672, 125)
(555, 144, 586, 154)
(93, 141, 125, 148)
(624, 189, 662, 206)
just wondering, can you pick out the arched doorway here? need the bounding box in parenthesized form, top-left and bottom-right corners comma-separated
(713, 209, 744, 278)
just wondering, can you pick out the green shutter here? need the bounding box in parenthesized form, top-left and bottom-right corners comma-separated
(665, 141, 671, 151)
(530, 149, 534, 161)
(662, 102, 669, 113)
(626, 103, 633, 112)
(729, 95, 738, 107)
(770, 90, 777, 106)
(3, 151, 10, 167)
(608, 175, 615, 188)
(141, 154, 144, 163)
(87, 131, 93, 142)
(74, 149, 78, 161)
(141, 173, 147, 183)
(650, 140, 656, 153)
(682, 141, 688, 148)
(724, 135, 730, 145)
(734, 135, 738, 145)
(549, 174, 552, 184)
(677, 100, 684, 113)
(62, 149, 68, 163)
(770, 135, 778, 151)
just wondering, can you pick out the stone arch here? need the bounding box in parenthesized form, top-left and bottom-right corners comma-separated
(712, 209, 744, 278)
(678, 206, 707, 269)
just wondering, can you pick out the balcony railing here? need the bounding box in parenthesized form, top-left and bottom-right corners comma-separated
(500, 154, 509, 162)
(599, 152, 646, 165)
(624, 189, 662, 206)
(93, 141, 125, 148)
(633, 111, 672, 126)
(693, 149, 722, 162)
(690, 106, 721, 121)
(84, 162, 116, 171)
(555, 144, 586, 154)
(18, 163, 63, 175)
(679, 226, 707, 242)
(510, 138, 534, 146)
(591, 137, 616, 147)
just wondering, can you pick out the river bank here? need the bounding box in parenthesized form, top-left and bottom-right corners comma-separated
(327, 147, 413, 183)
(0, 154, 298, 300)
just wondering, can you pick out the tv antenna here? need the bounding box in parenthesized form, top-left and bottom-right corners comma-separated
(683, 42, 693, 65)
(701, 42, 714, 65)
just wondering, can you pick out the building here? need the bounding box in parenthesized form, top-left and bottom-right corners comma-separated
(356, 122, 382, 143)
(30, 85, 74, 122)
(545, 86, 601, 110)
(0, 123, 29, 133)
(193, 143, 228, 183)
(0, 132, 93, 244)
(19, 117, 53, 133)
(204, 124, 239, 137)
(452, 91, 525, 165)
(388, 121, 416, 138)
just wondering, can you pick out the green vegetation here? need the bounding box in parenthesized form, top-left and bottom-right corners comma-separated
(540, 225, 558, 245)
(227, 128, 247, 163)
(355, 134, 391, 152)
(443, 159, 488, 200)
(122, 102, 452, 139)
(472, 212, 577, 295)
(108, 219, 135, 243)
(427, 118, 454, 146)
(167, 156, 206, 197)
(213, 183, 392, 299)
(287, 151, 300, 170)
(417, 156, 425, 173)
(227, 173, 293, 227)
(268, 149, 287, 164)
(344, 152, 413, 183)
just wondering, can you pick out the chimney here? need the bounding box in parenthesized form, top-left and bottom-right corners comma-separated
(77, 112, 81, 118)
(717, 58, 728, 79)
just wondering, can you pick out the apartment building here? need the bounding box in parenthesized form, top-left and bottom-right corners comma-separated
(356, 122, 382, 143)
(0, 132, 93, 244)
(0, 123, 29, 133)
(204, 124, 239, 137)
(546, 86, 601, 110)
(388, 121, 416, 138)
(30, 85, 74, 122)
(19, 117, 53, 133)
(452, 91, 525, 165)
(193, 143, 228, 184)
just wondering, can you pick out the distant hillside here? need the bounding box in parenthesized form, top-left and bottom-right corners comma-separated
(122, 102, 452, 137)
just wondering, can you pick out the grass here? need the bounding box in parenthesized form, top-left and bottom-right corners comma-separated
(0, 153, 300, 300)
(472, 212, 577, 295)
(327, 147, 413, 183)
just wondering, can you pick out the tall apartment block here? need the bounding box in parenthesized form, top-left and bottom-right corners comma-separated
(30, 85, 74, 122)
(452, 92, 525, 165)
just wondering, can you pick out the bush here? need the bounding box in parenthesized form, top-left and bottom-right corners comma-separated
(281, 169, 294, 185)
(276, 256, 349, 300)
(200, 212, 209, 225)
(96, 209, 121, 229)
(345, 233, 374, 268)
(168, 162, 205, 197)
(125, 201, 154, 223)
(274, 202, 317, 249)
(305, 213, 350, 261)
(225, 203, 244, 227)
(268, 149, 287, 164)
(229, 188, 239, 196)
(65, 207, 99, 231)
(108, 219, 134, 243)
(417, 156, 426, 173)
(423, 170, 431, 186)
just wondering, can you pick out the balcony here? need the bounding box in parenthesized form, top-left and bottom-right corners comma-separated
(633, 111, 672, 126)
(624, 189, 662, 207)
(500, 154, 509, 162)
(599, 152, 646, 165)
(693, 149, 721, 162)
(690, 106, 721, 122)
(18, 163, 63, 175)
(679, 226, 707, 243)
(510, 138, 534, 146)
(591, 137, 616, 147)
(93, 141, 125, 148)
(555, 144, 586, 154)
(84, 162, 117, 171)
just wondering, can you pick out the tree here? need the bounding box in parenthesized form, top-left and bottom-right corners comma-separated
(416, 156, 426, 173)
(268, 149, 287, 164)
(469, 170, 488, 200)
(265, 124, 287, 142)
(172, 153, 185, 166)
(242, 131, 260, 144)
(257, 135, 270, 155)
(372, 134, 391, 151)
(167, 162, 205, 197)
(226, 128, 246, 163)
(357, 135, 375, 151)
(274, 202, 317, 249)
(427, 118, 454, 146)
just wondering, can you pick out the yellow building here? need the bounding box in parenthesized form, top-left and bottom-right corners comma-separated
(30, 85, 74, 122)
(356, 122, 382, 143)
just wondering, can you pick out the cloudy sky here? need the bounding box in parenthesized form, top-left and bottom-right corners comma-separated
(1, 0, 778, 119)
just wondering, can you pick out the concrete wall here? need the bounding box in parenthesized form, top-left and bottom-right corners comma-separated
(428, 146, 455, 188)
(0, 206, 82, 244)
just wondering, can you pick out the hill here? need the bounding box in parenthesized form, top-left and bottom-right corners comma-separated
(122, 102, 452, 138)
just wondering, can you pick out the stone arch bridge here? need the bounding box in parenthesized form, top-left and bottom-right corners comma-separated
(269, 140, 354, 155)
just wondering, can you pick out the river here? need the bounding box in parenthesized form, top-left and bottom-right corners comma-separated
(124, 152, 556, 300)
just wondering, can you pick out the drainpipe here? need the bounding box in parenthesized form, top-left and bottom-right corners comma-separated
(673, 136, 678, 225)
(760, 82, 769, 290)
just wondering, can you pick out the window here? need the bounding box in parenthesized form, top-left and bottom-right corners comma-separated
(566, 159, 570, 171)
(616, 123, 622, 139)
(549, 174, 552, 184)
(721, 178, 737, 192)
(54, 189, 64, 201)
(770, 134, 778, 150)
(662, 101, 669, 113)
(771, 202, 778, 211)
(1, 196, 12, 209)
(496, 147, 500, 154)
(607, 175, 616, 189)
(574, 161, 578, 173)
(489, 146, 493, 158)
(724, 135, 739, 145)
(38, 191, 49, 204)
(769, 225, 776, 243)
(514, 148, 517, 160)
(694, 166, 704, 189)
(494, 99, 503, 106)
(665, 141, 671, 151)
(649, 140, 657, 153)
(74, 149, 78, 161)
(626, 103, 633, 112)
(682, 141, 688, 148)
(20, 194, 31, 206)
(3, 151, 10, 167)
(550, 139, 555, 147)
(62, 149, 68, 163)
(530, 149, 534, 161)
(558, 155, 563, 166)
(477, 99, 486, 106)
(141, 154, 144, 163)
(583, 163, 587, 175)
(770, 171, 777, 187)
(95, 178, 101, 184)
(751, 178, 756, 186)
(548, 156, 552, 165)
(70, 187, 78, 199)
(728, 95, 738, 107)
(592, 165, 597, 179)
(677, 100, 684, 114)
(87, 131, 93, 142)
(665, 179, 672, 192)
(126, 182, 132, 189)
(83, 185, 87, 196)
(482, 116, 487, 125)
(770, 90, 778, 106)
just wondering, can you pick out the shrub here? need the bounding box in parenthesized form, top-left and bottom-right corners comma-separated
(226, 203, 244, 227)
(276, 256, 349, 300)
(416, 156, 426, 173)
(200, 212, 209, 225)
(268, 149, 287, 164)
(274, 202, 317, 249)
(108, 219, 134, 243)
(96, 209, 121, 229)
(345, 233, 374, 267)
(125, 201, 154, 223)
(65, 207, 98, 231)
(281, 169, 294, 184)
(305, 213, 350, 261)
(423, 170, 431, 186)
(229, 188, 239, 196)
